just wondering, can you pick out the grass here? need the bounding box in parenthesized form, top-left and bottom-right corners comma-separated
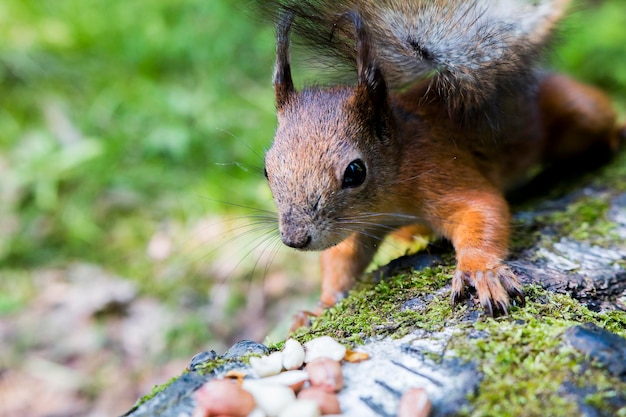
(0, 0, 625, 346)
(0, 1, 278, 299)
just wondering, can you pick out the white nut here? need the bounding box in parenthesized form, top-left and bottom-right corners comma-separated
(249, 351, 284, 377)
(242, 382, 296, 417)
(282, 339, 305, 370)
(277, 399, 321, 417)
(254, 369, 309, 392)
(304, 336, 347, 363)
(247, 408, 267, 417)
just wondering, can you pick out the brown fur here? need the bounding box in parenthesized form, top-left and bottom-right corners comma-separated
(264, 6, 623, 317)
(263, 0, 572, 120)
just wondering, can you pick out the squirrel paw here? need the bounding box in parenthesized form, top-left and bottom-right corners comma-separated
(288, 301, 332, 333)
(289, 310, 318, 333)
(451, 265, 524, 316)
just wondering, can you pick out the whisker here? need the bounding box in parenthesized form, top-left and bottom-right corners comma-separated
(216, 161, 265, 176)
(215, 127, 265, 163)
(388, 168, 438, 184)
(238, 232, 284, 294)
(332, 226, 407, 255)
(196, 195, 277, 215)
(210, 228, 281, 293)
(258, 236, 290, 295)
(166, 214, 279, 285)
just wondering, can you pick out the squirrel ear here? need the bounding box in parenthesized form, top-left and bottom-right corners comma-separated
(349, 12, 387, 107)
(347, 12, 391, 140)
(273, 12, 296, 110)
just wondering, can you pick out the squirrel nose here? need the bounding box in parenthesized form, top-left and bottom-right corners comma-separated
(279, 213, 313, 249)
(282, 233, 312, 249)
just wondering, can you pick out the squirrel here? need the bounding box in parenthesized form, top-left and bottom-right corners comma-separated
(259, 0, 624, 316)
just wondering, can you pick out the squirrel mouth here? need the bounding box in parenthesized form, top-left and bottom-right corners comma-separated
(282, 234, 312, 250)
(280, 228, 347, 252)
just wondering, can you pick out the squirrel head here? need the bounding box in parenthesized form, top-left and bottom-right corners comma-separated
(265, 12, 399, 251)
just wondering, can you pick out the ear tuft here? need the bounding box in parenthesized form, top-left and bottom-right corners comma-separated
(345, 12, 391, 140)
(345, 11, 388, 110)
(274, 12, 296, 110)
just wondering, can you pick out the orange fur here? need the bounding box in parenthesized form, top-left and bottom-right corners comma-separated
(265, 9, 622, 317)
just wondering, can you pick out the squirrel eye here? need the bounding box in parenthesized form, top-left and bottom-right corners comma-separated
(342, 159, 367, 189)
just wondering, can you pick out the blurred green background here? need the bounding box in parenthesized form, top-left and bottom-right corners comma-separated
(0, 0, 625, 412)
(0, 0, 276, 279)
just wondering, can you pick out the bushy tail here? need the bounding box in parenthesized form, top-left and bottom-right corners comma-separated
(260, 0, 571, 116)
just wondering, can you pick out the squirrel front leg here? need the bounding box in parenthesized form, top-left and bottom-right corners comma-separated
(319, 229, 387, 309)
(429, 188, 524, 315)
(289, 231, 384, 331)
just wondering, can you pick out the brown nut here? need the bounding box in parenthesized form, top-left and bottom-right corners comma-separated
(194, 379, 256, 417)
(398, 387, 432, 417)
(298, 387, 341, 415)
(344, 350, 370, 363)
(305, 358, 343, 392)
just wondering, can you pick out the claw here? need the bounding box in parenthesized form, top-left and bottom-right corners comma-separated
(483, 297, 494, 317)
(451, 270, 469, 305)
(496, 300, 509, 316)
(452, 264, 524, 316)
(510, 287, 525, 307)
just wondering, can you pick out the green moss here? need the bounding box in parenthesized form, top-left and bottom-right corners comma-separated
(539, 196, 617, 244)
(585, 386, 626, 417)
(193, 357, 233, 375)
(449, 286, 626, 417)
(131, 375, 180, 410)
(192, 350, 280, 375)
(291, 266, 456, 345)
(136, 265, 626, 416)
(288, 263, 626, 416)
(509, 218, 544, 255)
(600, 150, 626, 191)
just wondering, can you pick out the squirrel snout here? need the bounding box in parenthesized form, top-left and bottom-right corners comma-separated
(282, 233, 312, 250)
(279, 212, 314, 249)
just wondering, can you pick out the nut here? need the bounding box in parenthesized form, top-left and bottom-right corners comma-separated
(305, 358, 343, 392)
(249, 351, 283, 377)
(282, 339, 305, 370)
(277, 399, 321, 417)
(298, 387, 341, 415)
(398, 387, 432, 417)
(242, 382, 296, 417)
(194, 379, 255, 417)
(253, 369, 308, 393)
(304, 336, 346, 363)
